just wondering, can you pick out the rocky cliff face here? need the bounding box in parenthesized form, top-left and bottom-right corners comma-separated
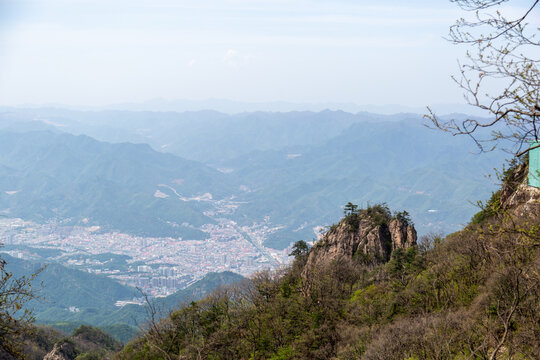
(43, 342, 76, 360)
(500, 162, 540, 222)
(388, 219, 417, 251)
(303, 215, 417, 276)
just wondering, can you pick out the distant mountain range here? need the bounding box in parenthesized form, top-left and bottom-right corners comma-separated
(0, 108, 384, 163)
(0, 130, 234, 238)
(225, 119, 505, 247)
(0, 99, 489, 116)
(0, 107, 510, 344)
(0, 108, 506, 248)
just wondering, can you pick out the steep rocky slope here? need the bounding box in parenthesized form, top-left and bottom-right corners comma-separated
(303, 213, 416, 276)
(499, 162, 540, 219)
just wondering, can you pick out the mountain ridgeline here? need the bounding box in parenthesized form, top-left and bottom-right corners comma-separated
(0, 109, 506, 248)
(0, 130, 233, 238)
(116, 160, 540, 359)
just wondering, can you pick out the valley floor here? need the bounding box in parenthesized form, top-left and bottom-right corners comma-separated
(0, 197, 291, 297)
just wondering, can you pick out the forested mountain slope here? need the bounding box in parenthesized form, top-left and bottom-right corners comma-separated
(4, 250, 244, 344)
(117, 160, 540, 359)
(228, 119, 504, 248)
(0, 110, 505, 247)
(0, 130, 234, 238)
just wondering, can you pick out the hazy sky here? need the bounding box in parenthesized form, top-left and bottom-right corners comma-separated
(0, 0, 537, 108)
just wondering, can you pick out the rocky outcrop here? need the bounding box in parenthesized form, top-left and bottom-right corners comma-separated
(43, 342, 78, 360)
(303, 215, 417, 277)
(503, 183, 540, 217)
(500, 162, 540, 221)
(389, 218, 417, 251)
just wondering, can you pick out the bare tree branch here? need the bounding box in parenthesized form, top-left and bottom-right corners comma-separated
(426, 0, 540, 155)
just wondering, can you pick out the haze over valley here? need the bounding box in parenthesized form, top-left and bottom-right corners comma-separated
(0, 108, 505, 297)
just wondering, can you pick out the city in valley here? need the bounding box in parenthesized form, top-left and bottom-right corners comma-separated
(0, 197, 303, 299)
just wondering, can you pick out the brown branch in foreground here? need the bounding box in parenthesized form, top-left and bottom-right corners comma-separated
(516, 142, 540, 157)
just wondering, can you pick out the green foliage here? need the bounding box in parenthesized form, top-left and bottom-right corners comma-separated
(393, 210, 412, 226)
(352, 250, 374, 265)
(343, 202, 360, 231)
(75, 353, 101, 360)
(55, 338, 79, 359)
(385, 247, 422, 280)
(341, 202, 393, 232)
(344, 213, 360, 231)
(289, 240, 310, 260)
(0, 130, 229, 239)
(100, 324, 140, 345)
(72, 325, 122, 351)
(118, 184, 540, 359)
(0, 253, 41, 358)
(343, 202, 358, 216)
(500, 157, 523, 185)
(470, 191, 501, 224)
(269, 346, 294, 360)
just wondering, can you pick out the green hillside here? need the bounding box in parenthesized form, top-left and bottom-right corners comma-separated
(0, 111, 507, 248)
(0, 130, 235, 238)
(117, 161, 540, 360)
(229, 120, 505, 248)
(4, 254, 136, 312)
(2, 253, 244, 343)
(35, 270, 245, 329)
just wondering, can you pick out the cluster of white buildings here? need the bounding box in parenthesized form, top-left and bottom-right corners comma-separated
(0, 215, 294, 295)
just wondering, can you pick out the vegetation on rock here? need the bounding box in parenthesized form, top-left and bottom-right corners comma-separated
(115, 167, 540, 359)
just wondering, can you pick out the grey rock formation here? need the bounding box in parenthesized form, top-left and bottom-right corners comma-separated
(303, 215, 417, 277)
(43, 342, 76, 360)
(500, 163, 540, 221)
(389, 219, 417, 251)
